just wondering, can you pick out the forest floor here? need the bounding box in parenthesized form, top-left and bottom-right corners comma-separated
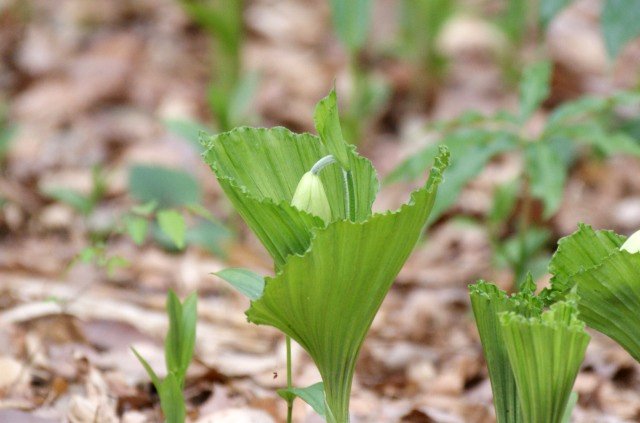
(1, 0, 640, 422)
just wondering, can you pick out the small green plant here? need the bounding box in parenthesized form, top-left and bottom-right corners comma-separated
(176, 0, 257, 133)
(329, 0, 389, 144)
(469, 279, 589, 423)
(203, 90, 449, 422)
(395, 0, 455, 105)
(389, 61, 640, 289)
(133, 290, 197, 423)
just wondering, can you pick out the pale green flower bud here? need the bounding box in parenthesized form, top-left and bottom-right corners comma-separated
(621, 229, 640, 253)
(291, 171, 332, 222)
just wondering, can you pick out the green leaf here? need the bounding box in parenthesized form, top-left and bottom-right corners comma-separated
(228, 71, 260, 127)
(489, 180, 519, 226)
(469, 282, 523, 423)
(278, 382, 326, 417)
(246, 149, 448, 421)
(202, 126, 379, 268)
(500, 301, 590, 423)
(540, 0, 572, 27)
(131, 347, 162, 388)
(186, 220, 232, 257)
(129, 165, 201, 208)
(546, 224, 624, 299)
(601, 0, 640, 59)
(314, 89, 351, 169)
(526, 140, 568, 218)
(329, 0, 373, 52)
(132, 200, 158, 217)
(519, 61, 552, 123)
(44, 188, 93, 215)
(214, 268, 265, 300)
(386, 130, 517, 222)
(165, 290, 197, 380)
(125, 215, 149, 245)
(157, 209, 186, 250)
(158, 372, 187, 423)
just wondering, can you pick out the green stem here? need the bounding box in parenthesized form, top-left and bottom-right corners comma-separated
(343, 170, 356, 222)
(514, 179, 531, 290)
(286, 335, 293, 423)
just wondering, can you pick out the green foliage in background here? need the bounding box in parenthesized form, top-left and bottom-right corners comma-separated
(388, 60, 640, 289)
(133, 290, 197, 423)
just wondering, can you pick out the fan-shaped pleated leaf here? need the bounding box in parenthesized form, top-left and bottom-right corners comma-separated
(247, 148, 449, 422)
(500, 301, 590, 423)
(573, 250, 640, 362)
(544, 224, 624, 301)
(202, 127, 378, 268)
(469, 282, 522, 423)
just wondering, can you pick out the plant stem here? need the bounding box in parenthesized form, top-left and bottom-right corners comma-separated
(343, 169, 356, 222)
(286, 335, 293, 423)
(514, 179, 531, 290)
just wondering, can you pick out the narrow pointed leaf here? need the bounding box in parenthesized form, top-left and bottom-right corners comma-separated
(132, 347, 161, 388)
(278, 382, 326, 417)
(314, 89, 351, 169)
(247, 148, 448, 421)
(214, 268, 265, 300)
(500, 301, 590, 423)
(202, 127, 378, 267)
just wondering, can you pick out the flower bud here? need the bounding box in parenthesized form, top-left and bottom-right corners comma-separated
(291, 171, 332, 222)
(621, 229, 640, 254)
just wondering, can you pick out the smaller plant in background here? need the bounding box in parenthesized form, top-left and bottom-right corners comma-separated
(133, 290, 197, 423)
(469, 278, 588, 423)
(329, 0, 389, 145)
(173, 0, 258, 135)
(388, 60, 640, 290)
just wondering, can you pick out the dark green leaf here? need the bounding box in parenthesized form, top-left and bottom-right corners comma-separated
(214, 268, 265, 300)
(601, 0, 640, 58)
(519, 61, 552, 123)
(129, 165, 201, 208)
(526, 140, 568, 218)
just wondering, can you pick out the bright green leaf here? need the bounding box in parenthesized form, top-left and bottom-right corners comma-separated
(44, 188, 92, 215)
(165, 290, 197, 380)
(246, 149, 448, 421)
(129, 165, 201, 208)
(500, 301, 589, 423)
(157, 209, 186, 250)
(214, 268, 265, 300)
(278, 382, 326, 417)
(158, 372, 186, 423)
(202, 126, 378, 268)
(601, 0, 640, 59)
(314, 89, 351, 169)
(125, 215, 149, 245)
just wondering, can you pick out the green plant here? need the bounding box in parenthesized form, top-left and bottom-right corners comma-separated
(395, 0, 455, 103)
(329, 0, 389, 145)
(469, 279, 589, 423)
(203, 90, 449, 422)
(133, 290, 197, 423)
(176, 0, 257, 133)
(43, 166, 108, 217)
(388, 61, 640, 289)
